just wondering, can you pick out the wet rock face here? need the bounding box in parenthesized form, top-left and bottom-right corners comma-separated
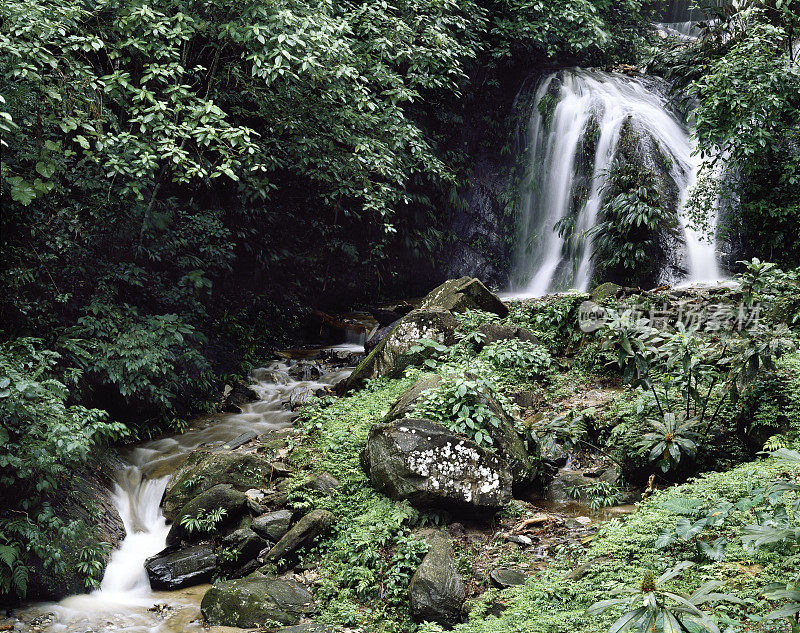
(218, 528, 270, 578)
(419, 277, 509, 317)
(201, 575, 315, 627)
(346, 308, 457, 388)
(145, 543, 217, 590)
(362, 418, 513, 510)
(409, 534, 465, 626)
(163, 449, 276, 520)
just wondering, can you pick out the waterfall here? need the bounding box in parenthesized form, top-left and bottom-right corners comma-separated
(508, 69, 720, 297)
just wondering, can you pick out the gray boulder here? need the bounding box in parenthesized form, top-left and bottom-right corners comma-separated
(201, 575, 314, 627)
(252, 509, 293, 542)
(545, 471, 595, 504)
(145, 543, 217, 590)
(166, 484, 249, 546)
(382, 377, 536, 486)
(489, 568, 526, 589)
(346, 308, 457, 388)
(363, 418, 513, 510)
(420, 277, 508, 317)
(163, 449, 275, 520)
(409, 534, 465, 626)
(263, 509, 335, 564)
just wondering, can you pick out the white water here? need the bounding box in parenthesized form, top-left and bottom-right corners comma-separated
(508, 69, 720, 298)
(17, 360, 352, 633)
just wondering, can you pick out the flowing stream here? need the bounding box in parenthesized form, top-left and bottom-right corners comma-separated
(16, 358, 353, 633)
(507, 69, 721, 298)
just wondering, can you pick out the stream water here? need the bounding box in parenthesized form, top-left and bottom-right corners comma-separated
(15, 359, 353, 633)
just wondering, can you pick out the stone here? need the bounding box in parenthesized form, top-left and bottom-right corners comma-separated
(362, 418, 513, 510)
(163, 450, 275, 520)
(302, 472, 341, 493)
(380, 376, 536, 486)
(263, 510, 335, 564)
(166, 484, 250, 546)
(383, 373, 442, 423)
(541, 441, 569, 468)
(346, 308, 457, 388)
(545, 471, 595, 504)
(218, 528, 270, 578)
(201, 575, 314, 627)
(251, 510, 293, 542)
(365, 322, 398, 353)
(591, 282, 623, 303)
(276, 626, 334, 633)
(476, 323, 538, 346)
(489, 568, 526, 589)
(419, 277, 508, 317)
(222, 382, 258, 413)
(145, 543, 217, 590)
(409, 534, 465, 626)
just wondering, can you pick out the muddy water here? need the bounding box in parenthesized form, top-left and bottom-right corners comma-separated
(14, 358, 352, 633)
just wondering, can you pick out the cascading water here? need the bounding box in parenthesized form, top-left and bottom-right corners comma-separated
(18, 359, 353, 633)
(508, 69, 721, 298)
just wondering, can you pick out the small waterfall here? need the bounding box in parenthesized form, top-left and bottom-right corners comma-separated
(24, 360, 353, 632)
(508, 69, 720, 297)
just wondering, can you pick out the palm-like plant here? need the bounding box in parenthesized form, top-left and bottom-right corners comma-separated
(638, 413, 700, 473)
(587, 561, 740, 633)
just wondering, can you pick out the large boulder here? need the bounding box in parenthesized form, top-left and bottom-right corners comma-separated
(346, 308, 457, 388)
(263, 509, 335, 564)
(381, 376, 536, 486)
(409, 534, 465, 626)
(145, 543, 217, 590)
(201, 575, 315, 627)
(166, 484, 250, 546)
(163, 449, 276, 520)
(362, 418, 513, 510)
(419, 277, 508, 317)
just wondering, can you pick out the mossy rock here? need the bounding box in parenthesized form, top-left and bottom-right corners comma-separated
(201, 574, 314, 627)
(590, 282, 622, 304)
(166, 484, 250, 546)
(163, 449, 276, 520)
(419, 277, 508, 317)
(345, 309, 457, 389)
(409, 533, 465, 625)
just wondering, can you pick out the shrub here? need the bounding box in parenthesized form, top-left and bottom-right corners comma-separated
(0, 338, 126, 599)
(481, 339, 553, 377)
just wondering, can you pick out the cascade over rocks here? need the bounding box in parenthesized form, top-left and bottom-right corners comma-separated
(201, 574, 315, 627)
(409, 533, 466, 626)
(420, 277, 508, 317)
(145, 543, 217, 590)
(345, 308, 457, 388)
(362, 418, 513, 510)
